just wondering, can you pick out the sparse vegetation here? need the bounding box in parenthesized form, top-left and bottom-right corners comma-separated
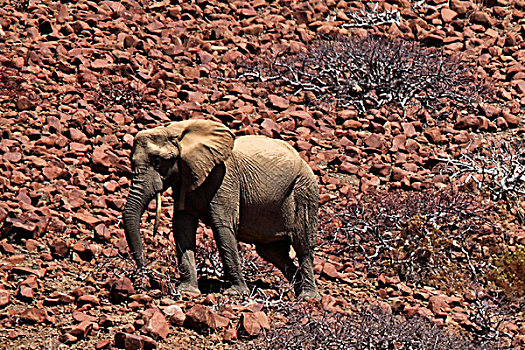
(240, 35, 487, 117)
(490, 244, 525, 299)
(321, 188, 497, 291)
(244, 305, 497, 350)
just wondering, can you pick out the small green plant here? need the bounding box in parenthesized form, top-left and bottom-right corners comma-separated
(489, 244, 525, 299)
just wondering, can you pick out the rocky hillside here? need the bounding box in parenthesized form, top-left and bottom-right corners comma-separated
(0, 0, 524, 349)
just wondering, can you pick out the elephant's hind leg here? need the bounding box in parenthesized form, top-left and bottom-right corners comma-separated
(291, 238, 319, 299)
(290, 178, 320, 299)
(256, 240, 298, 286)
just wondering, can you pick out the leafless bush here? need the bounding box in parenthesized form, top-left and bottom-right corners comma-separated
(437, 137, 525, 221)
(0, 66, 37, 99)
(321, 188, 497, 290)
(240, 35, 485, 117)
(468, 297, 516, 346)
(342, 3, 400, 28)
(94, 77, 146, 111)
(243, 304, 498, 350)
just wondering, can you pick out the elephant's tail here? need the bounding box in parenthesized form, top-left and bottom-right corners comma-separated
(293, 165, 319, 250)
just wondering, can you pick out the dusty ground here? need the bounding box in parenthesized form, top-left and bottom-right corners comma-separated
(0, 0, 524, 349)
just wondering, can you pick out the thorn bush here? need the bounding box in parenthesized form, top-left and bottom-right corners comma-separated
(243, 304, 498, 350)
(239, 35, 487, 118)
(321, 188, 498, 291)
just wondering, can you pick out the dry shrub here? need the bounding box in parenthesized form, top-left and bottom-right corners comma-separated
(321, 188, 499, 291)
(243, 304, 496, 350)
(240, 35, 486, 118)
(94, 77, 146, 111)
(438, 137, 525, 221)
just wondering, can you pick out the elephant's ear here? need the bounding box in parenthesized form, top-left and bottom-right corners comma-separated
(167, 119, 234, 208)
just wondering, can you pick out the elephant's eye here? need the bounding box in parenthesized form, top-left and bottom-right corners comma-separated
(151, 156, 161, 169)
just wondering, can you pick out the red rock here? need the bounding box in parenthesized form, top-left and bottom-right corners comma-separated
(77, 294, 100, 306)
(454, 115, 480, 130)
(339, 162, 359, 174)
(163, 305, 186, 326)
(391, 167, 408, 182)
(18, 285, 34, 300)
(404, 306, 419, 317)
(21, 276, 38, 290)
(95, 339, 112, 349)
(496, 116, 508, 129)
(239, 311, 270, 337)
(429, 295, 450, 315)
(402, 122, 417, 137)
(92, 145, 120, 169)
(450, 0, 470, 14)
(322, 262, 340, 279)
(16, 96, 36, 110)
(222, 49, 242, 63)
(91, 59, 111, 70)
(20, 307, 47, 324)
(441, 8, 458, 22)
(451, 312, 469, 323)
(243, 24, 264, 35)
(110, 277, 135, 303)
(5, 217, 38, 237)
(0, 290, 11, 306)
(146, 309, 171, 339)
(470, 11, 493, 26)
(185, 304, 230, 330)
(73, 212, 101, 226)
(391, 134, 406, 152)
(261, 118, 281, 134)
(223, 328, 238, 341)
(42, 165, 65, 180)
(4, 151, 22, 163)
(424, 127, 442, 143)
(295, 140, 313, 152)
(56, 3, 69, 23)
(1, 241, 16, 254)
(267, 94, 290, 109)
(503, 110, 520, 127)
(7, 254, 25, 263)
(98, 314, 115, 328)
(69, 320, 94, 339)
(72, 311, 97, 323)
(50, 238, 69, 258)
(12, 266, 46, 278)
(115, 332, 157, 350)
(405, 139, 420, 153)
(508, 63, 525, 75)
(59, 333, 78, 344)
(516, 81, 525, 94)
(364, 133, 385, 149)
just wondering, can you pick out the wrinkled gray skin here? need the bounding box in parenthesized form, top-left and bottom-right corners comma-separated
(122, 119, 320, 299)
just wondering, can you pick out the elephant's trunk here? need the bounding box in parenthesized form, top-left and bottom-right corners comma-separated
(122, 172, 162, 268)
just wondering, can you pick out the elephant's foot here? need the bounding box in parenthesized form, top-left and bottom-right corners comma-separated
(224, 283, 249, 296)
(178, 282, 201, 294)
(298, 288, 321, 300)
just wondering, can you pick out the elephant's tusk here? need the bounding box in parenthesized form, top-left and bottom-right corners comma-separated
(153, 192, 161, 236)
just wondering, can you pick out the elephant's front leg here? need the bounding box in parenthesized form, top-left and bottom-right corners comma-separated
(211, 224, 249, 295)
(173, 211, 200, 294)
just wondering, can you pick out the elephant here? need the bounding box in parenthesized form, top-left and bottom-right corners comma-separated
(122, 119, 320, 299)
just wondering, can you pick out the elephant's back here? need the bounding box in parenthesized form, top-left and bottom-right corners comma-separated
(232, 135, 302, 167)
